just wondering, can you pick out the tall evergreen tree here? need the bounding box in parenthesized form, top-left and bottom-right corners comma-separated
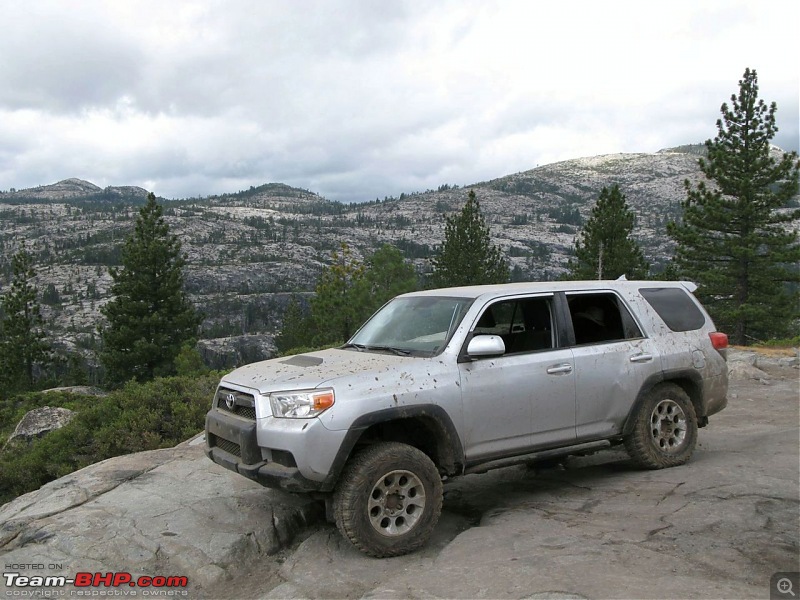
(309, 243, 368, 346)
(278, 243, 419, 352)
(100, 192, 200, 385)
(566, 184, 649, 280)
(668, 68, 800, 344)
(363, 244, 418, 308)
(0, 248, 50, 391)
(431, 190, 509, 287)
(274, 296, 313, 354)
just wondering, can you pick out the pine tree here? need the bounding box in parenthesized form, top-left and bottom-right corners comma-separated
(668, 68, 800, 344)
(0, 248, 50, 391)
(309, 243, 368, 345)
(100, 192, 200, 385)
(274, 296, 313, 354)
(278, 244, 419, 353)
(566, 184, 649, 280)
(363, 244, 418, 308)
(431, 190, 509, 287)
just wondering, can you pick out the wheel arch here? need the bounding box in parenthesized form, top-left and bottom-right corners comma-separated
(321, 405, 465, 492)
(623, 370, 705, 436)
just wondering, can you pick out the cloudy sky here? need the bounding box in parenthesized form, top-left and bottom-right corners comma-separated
(1, 1, 797, 203)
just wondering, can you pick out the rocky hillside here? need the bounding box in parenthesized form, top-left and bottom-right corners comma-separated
(0, 146, 796, 373)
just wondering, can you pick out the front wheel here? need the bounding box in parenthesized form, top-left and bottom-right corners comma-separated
(624, 383, 698, 469)
(333, 442, 443, 557)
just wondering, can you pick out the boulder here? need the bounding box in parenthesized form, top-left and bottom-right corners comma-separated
(42, 386, 107, 397)
(727, 349, 770, 382)
(727, 349, 758, 367)
(198, 334, 276, 370)
(4, 406, 75, 446)
(728, 347, 799, 379)
(728, 361, 770, 382)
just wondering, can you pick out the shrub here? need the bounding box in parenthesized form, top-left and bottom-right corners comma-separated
(0, 374, 219, 504)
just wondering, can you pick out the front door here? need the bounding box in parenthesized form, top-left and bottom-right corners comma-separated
(458, 295, 577, 461)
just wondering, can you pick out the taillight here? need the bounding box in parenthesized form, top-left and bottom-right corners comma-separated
(709, 332, 728, 350)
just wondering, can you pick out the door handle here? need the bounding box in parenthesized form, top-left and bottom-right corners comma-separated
(546, 363, 573, 374)
(630, 353, 654, 363)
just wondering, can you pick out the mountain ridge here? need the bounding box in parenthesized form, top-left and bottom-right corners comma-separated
(0, 144, 796, 374)
(2, 145, 711, 205)
(0, 178, 150, 203)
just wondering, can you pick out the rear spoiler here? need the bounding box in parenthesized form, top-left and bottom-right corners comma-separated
(616, 275, 698, 293)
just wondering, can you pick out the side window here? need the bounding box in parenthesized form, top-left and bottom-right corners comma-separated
(567, 293, 642, 345)
(472, 297, 554, 354)
(639, 287, 706, 332)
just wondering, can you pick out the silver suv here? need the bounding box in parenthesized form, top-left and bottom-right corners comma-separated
(205, 280, 728, 557)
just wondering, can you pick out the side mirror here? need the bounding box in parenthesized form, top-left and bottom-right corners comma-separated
(466, 335, 506, 357)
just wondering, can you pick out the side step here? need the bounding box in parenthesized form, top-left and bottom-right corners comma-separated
(464, 440, 612, 475)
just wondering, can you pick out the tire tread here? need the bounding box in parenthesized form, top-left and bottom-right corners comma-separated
(333, 441, 442, 558)
(624, 383, 698, 469)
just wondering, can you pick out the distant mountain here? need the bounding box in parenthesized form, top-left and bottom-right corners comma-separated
(0, 178, 149, 204)
(1, 145, 796, 374)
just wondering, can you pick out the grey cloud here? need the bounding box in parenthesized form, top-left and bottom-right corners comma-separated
(119, 1, 426, 117)
(1, 1, 797, 204)
(0, 6, 143, 113)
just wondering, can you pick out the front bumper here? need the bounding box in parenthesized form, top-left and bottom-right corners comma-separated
(205, 410, 327, 493)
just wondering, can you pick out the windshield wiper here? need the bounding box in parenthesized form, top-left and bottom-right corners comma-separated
(364, 345, 412, 356)
(341, 342, 367, 352)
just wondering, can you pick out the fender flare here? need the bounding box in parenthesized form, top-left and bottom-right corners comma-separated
(320, 404, 465, 492)
(622, 369, 705, 436)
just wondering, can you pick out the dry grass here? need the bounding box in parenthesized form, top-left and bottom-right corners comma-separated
(731, 345, 798, 358)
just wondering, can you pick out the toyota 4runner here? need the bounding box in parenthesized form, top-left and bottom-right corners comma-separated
(205, 280, 729, 557)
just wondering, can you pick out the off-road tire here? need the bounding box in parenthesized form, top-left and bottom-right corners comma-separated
(625, 383, 698, 469)
(333, 441, 443, 558)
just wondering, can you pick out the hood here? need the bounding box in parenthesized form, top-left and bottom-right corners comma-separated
(221, 348, 415, 394)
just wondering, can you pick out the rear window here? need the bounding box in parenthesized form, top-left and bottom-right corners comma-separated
(566, 292, 643, 345)
(639, 287, 705, 332)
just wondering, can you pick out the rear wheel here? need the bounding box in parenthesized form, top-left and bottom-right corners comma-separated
(333, 442, 443, 557)
(625, 383, 698, 469)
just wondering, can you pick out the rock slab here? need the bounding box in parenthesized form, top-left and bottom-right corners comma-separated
(0, 436, 322, 596)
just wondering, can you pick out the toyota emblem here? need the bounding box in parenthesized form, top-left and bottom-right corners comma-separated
(225, 393, 236, 410)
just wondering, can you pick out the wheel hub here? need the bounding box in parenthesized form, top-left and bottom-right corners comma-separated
(367, 470, 426, 537)
(650, 398, 687, 454)
(385, 493, 403, 512)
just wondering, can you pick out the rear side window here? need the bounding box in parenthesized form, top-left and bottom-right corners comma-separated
(639, 287, 706, 332)
(566, 293, 642, 345)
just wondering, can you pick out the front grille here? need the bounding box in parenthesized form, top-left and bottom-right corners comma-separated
(214, 437, 241, 457)
(222, 404, 256, 420)
(216, 388, 257, 420)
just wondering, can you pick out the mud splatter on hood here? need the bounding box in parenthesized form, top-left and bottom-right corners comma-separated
(221, 348, 415, 394)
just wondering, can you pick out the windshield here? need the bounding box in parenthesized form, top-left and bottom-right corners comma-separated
(347, 296, 474, 356)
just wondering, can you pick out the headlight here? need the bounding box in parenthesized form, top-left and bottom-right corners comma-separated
(269, 388, 335, 418)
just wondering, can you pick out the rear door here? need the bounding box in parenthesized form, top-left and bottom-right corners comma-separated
(562, 291, 661, 441)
